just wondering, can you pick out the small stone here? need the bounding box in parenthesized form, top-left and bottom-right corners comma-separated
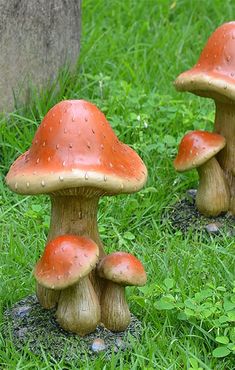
(227, 228, 235, 237)
(113, 345, 119, 353)
(205, 223, 221, 234)
(115, 337, 126, 350)
(13, 305, 31, 318)
(186, 189, 197, 200)
(91, 338, 106, 353)
(16, 327, 28, 339)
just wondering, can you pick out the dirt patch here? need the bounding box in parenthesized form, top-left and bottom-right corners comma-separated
(3, 295, 143, 362)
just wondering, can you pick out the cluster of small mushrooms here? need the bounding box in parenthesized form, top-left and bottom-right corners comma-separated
(174, 21, 235, 216)
(6, 99, 147, 336)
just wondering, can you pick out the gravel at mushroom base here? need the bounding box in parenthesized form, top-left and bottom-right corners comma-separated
(164, 190, 235, 236)
(3, 295, 143, 361)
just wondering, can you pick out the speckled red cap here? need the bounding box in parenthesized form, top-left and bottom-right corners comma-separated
(174, 130, 226, 172)
(175, 22, 235, 101)
(34, 235, 99, 290)
(6, 100, 147, 195)
(97, 251, 147, 286)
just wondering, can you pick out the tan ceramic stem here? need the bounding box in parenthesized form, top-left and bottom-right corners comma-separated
(214, 102, 235, 213)
(47, 195, 104, 252)
(100, 281, 131, 332)
(36, 193, 105, 308)
(56, 276, 101, 336)
(196, 157, 230, 216)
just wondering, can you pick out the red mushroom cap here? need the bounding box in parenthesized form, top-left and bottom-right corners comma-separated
(34, 235, 99, 290)
(175, 22, 235, 101)
(174, 130, 226, 172)
(6, 100, 147, 195)
(97, 252, 147, 286)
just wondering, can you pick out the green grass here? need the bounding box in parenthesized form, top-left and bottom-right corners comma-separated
(0, 0, 235, 368)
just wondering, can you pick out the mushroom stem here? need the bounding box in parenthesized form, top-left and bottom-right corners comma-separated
(214, 101, 235, 213)
(36, 283, 60, 309)
(56, 276, 101, 336)
(196, 157, 230, 216)
(37, 191, 105, 308)
(48, 194, 104, 253)
(100, 281, 130, 332)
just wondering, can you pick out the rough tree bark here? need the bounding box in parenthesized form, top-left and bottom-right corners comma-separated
(0, 0, 81, 111)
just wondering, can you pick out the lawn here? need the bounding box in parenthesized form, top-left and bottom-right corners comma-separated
(0, 0, 235, 369)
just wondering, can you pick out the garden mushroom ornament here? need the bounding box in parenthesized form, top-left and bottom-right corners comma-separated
(174, 21, 235, 214)
(6, 99, 147, 328)
(97, 252, 147, 332)
(34, 234, 100, 336)
(174, 130, 229, 216)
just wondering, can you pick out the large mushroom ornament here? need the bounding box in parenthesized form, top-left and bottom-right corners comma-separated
(174, 21, 235, 214)
(6, 99, 147, 335)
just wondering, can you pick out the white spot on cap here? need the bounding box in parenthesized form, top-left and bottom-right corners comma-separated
(72, 116, 75, 122)
(48, 157, 51, 162)
(62, 161, 66, 167)
(56, 144, 59, 149)
(36, 158, 40, 164)
(43, 141, 46, 147)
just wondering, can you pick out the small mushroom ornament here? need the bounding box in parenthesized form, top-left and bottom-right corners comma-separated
(34, 235, 100, 335)
(97, 252, 147, 332)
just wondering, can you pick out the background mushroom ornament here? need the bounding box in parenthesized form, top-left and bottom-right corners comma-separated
(174, 21, 235, 215)
(6, 99, 148, 335)
(174, 130, 229, 216)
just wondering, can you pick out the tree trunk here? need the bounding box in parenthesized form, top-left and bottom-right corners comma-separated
(0, 0, 81, 111)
